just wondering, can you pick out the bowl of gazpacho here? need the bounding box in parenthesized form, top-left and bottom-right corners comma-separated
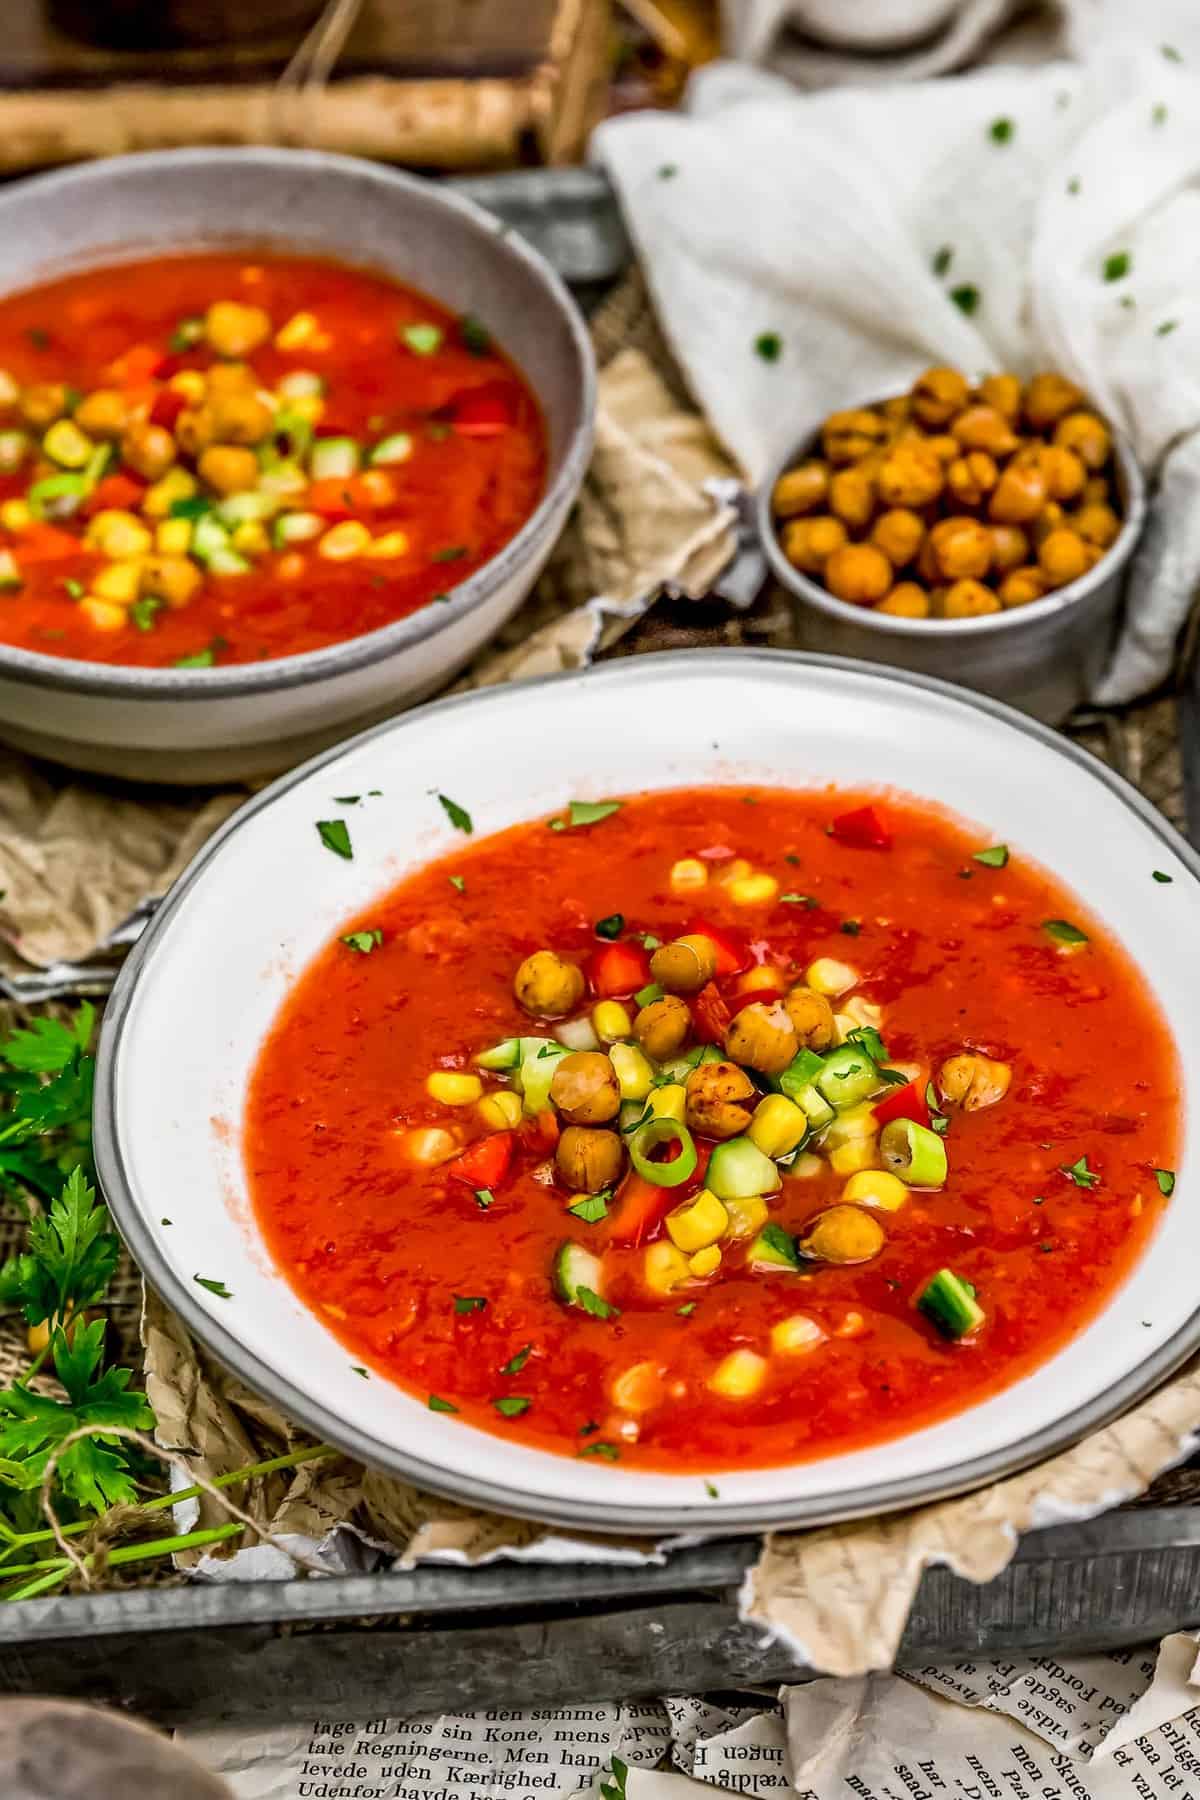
(95, 651, 1195, 1533)
(0, 148, 593, 781)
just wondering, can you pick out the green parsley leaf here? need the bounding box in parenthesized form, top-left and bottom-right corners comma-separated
(595, 913, 624, 940)
(341, 928, 382, 954)
(781, 893, 819, 908)
(567, 1192, 609, 1223)
(0, 1318, 152, 1510)
(577, 1286, 619, 1321)
(658, 163, 678, 179)
(989, 118, 1014, 143)
(1162, 43, 1182, 61)
(1152, 869, 1174, 882)
(448, 874, 466, 893)
(754, 332, 782, 362)
(0, 1165, 117, 1324)
(194, 1275, 233, 1298)
(0, 1004, 93, 1074)
(61, 578, 84, 599)
(402, 322, 443, 356)
(493, 1395, 531, 1418)
(1060, 1155, 1100, 1190)
(932, 245, 954, 276)
(1156, 1168, 1176, 1197)
(26, 327, 49, 352)
(1103, 251, 1131, 282)
(317, 819, 353, 860)
(333, 794, 360, 805)
(677, 1302, 697, 1317)
(760, 1222, 798, 1263)
(454, 1294, 488, 1314)
(600, 1756, 629, 1800)
(460, 315, 491, 355)
(168, 495, 213, 520)
(579, 1420, 600, 1435)
(500, 1344, 532, 1376)
(1043, 918, 1088, 946)
(1156, 321, 1179, 337)
(973, 844, 1009, 868)
(950, 284, 980, 315)
(168, 316, 203, 351)
(438, 793, 473, 834)
(1153, 102, 1168, 125)
(550, 799, 623, 832)
(428, 1394, 458, 1413)
(474, 1188, 494, 1210)
(704, 1480, 719, 1498)
(129, 596, 163, 632)
(161, 1218, 172, 1226)
(433, 590, 451, 603)
(841, 919, 861, 936)
(351, 1366, 369, 1377)
(173, 647, 215, 670)
(579, 1441, 621, 1460)
(845, 1025, 889, 1065)
(432, 545, 467, 563)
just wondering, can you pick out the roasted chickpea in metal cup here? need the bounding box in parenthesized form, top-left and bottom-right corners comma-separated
(770, 369, 1123, 620)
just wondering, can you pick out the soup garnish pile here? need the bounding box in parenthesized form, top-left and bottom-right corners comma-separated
(245, 788, 1179, 1474)
(0, 254, 544, 668)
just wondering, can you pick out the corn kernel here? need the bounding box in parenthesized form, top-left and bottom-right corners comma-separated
(286, 392, 326, 426)
(646, 1082, 688, 1124)
(169, 369, 208, 403)
(358, 469, 396, 507)
(404, 1127, 458, 1166)
(829, 1139, 879, 1177)
(143, 467, 197, 518)
(42, 418, 94, 469)
(0, 498, 30, 533)
(823, 1103, 877, 1148)
(727, 873, 780, 907)
(669, 857, 708, 893)
(722, 1195, 769, 1240)
(87, 509, 152, 559)
(771, 1313, 825, 1356)
(426, 1071, 483, 1106)
(609, 1041, 654, 1101)
(718, 858, 754, 885)
(364, 530, 411, 560)
(155, 518, 193, 556)
(737, 964, 787, 995)
(747, 1094, 810, 1159)
(591, 1000, 631, 1044)
(688, 1245, 723, 1278)
(709, 1348, 767, 1398)
(231, 519, 270, 556)
(92, 561, 142, 603)
(806, 957, 858, 997)
(666, 1188, 729, 1253)
(610, 1361, 664, 1412)
(78, 597, 126, 633)
(833, 1012, 856, 1044)
(477, 1091, 522, 1132)
(842, 1169, 909, 1212)
(842, 996, 883, 1029)
(319, 520, 371, 560)
(644, 1240, 690, 1294)
(275, 310, 329, 351)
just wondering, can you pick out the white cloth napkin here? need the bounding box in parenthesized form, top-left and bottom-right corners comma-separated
(593, 49, 1200, 702)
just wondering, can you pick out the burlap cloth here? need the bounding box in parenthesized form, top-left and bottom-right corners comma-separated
(1, 269, 1196, 1675)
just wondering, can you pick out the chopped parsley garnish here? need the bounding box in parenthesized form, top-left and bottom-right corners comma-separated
(1153, 103, 1168, 125)
(567, 1192, 610, 1223)
(169, 495, 214, 520)
(973, 844, 1009, 868)
(433, 591, 451, 603)
(454, 1295, 487, 1314)
(61, 578, 84, 599)
(845, 1024, 889, 1065)
(161, 1217, 172, 1225)
(579, 1441, 621, 1460)
(1103, 251, 1131, 283)
(1061, 1154, 1100, 1189)
(1162, 43, 1182, 61)
(500, 1345, 532, 1376)
(760, 1222, 797, 1263)
(438, 793, 473, 834)
(194, 1275, 232, 1298)
(26, 327, 49, 351)
(595, 913, 624, 939)
(460, 315, 491, 355)
(658, 163, 678, 179)
(428, 1394, 458, 1413)
(754, 332, 782, 362)
(448, 874, 466, 893)
(704, 1480, 719, 1498)
(351, 1366, 369, 1377)
(1067, 177, 1081, 195)
(579, 1420, 600, 1436)
(1043, 918, 1088, 946)
(493, 1395, 531, 1418)
(1156, 1168, 1176, 1197)
(781, 893, 819, 908)
(601, 1756, 629, 1800)
(841, 919, 861, 936)
(577, 1286, 619, 1321)
(174, 646, 217, 669)
(677, 1302, 697, 1316)
(333, 794, 360, 805)
(989, 118, 1014, 143)
(932, 245, 953, 276)
(474, 1188, 494, 1210)
(925, 1082, 950, 1136)
(950, 284, 980, 315)
(316, 819, 353, 860)
(1156, 321, 1178, 337)
(432, 545, 467, 563)
(341, 929, 382, 954)
(402, 322, 443, 355)
(1152, 869, 1173, 882)
(550, 799, 623, 831)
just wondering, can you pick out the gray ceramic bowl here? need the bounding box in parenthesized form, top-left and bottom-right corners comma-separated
(759, 418, 1145, 725)
(0, 149, 595, 783)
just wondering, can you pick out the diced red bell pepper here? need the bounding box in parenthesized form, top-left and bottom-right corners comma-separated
(587, 940, 651, 998)
(872, 1080, 931, 1130)
(691, 980, 732, 1045)
(14, 525, 81, 563)
(105, 343, 166, 388)
(447, 1130, 515, 1190)
(607, 1173, 677, 1247)
(305, 474, 396, 519)
(83, 472, 146, 517)
(829, 805, 892, 850)
(150, 386, 187, 431)
(684, 919, 749, 977)
(448, 384, 510, 437)
(727, 985, 786, 1016)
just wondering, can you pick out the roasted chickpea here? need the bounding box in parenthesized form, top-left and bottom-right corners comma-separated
(1053, 410, 1111, 471)
(829, 466, 876, 531)
(910, 366, 969, 428)
(877, 582, 930, 618)
(120, 421, 176, 481)
(783, 985, 837, 1050)
(139, 555, 202, 610)
(684, 1061, 756, 1140)
(870, 508, 924, 568)
(824, 543, 892, 606)
(1038, 527, 1089, 587)
(549, 1051, 621, 1126)
(1038, 444, 1086, 502)
(946, 451, 998, 508)
(19, 383, 68, 430)
(175, 405, 216, 457)
(939, 578, 1001, 618)
(634, 994, 691, 1061)
(74, 388, 129, 440)
(950, 404, 1019, 458)
(925, 433, 960, 466)
(514, 950, 585, 1019)
(977, 372, 1022, 421)
(989, 462, 1048, 524)
(915, 535, 941, 586)
(998, 566, 1048, 608)
(1024, 371, 1084, 431)
(990, 525, 1029, 573)
(205, 299, 272, 359)
(881, 394, 911, 423)
(1083, 475, 1110, 506)
(650, 935, 718, 995)
(206, 361, 257, 396)
(938, 1053, 1011, 1111)
(822, 408, 888, 465)
(1075, 502, 1121, 549)
(780, 515, 847, 574)
(929, 516, 992, 581)
(1030, 501, 1065, 548)
(876, 442, 944, 509)
(198, 444, 260, 496)
(772, 461, 829, 518)
(798, 1204, 885, 1265)
(207, 389, 273, 447)
(556, 1126, 625, 1193)
(724, 1000, 798, 1076)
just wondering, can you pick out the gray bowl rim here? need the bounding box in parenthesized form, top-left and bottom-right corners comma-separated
(93, 646, 1200, 1536)
(757, 411, 1146, 640)
(0, 146, 597, 701)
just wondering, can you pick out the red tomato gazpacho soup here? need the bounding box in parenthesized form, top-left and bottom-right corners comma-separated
(245, 788, 1180, 1473)
(0, 253, 545, 668)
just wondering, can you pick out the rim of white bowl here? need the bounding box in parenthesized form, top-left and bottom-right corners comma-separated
(93, 649, 1200, 1533)
(0, 147, 596, 699)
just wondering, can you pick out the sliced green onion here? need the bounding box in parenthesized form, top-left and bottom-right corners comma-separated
(273, 510, 324, 548)
(309, 436, 360, 481)
(216, 490, 279, 528)
(881, 1118, 948, 1188)
(628, 1116, 698, 1188)
(1044, 919, 1088, 947)
(168, 315, 205, 351)
(0, 430, 29, 474)
(272, 407, 314, 460)
(918, 1269, 984, 1339)
(369, 432, 414, 466)
(705, 1135, 782, 1202)
(27, 472, 87, 520)
(192, 513, 234, 566)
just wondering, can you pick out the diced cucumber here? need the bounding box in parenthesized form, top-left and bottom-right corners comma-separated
(370, 432, 414, 466)
(520, 1040, 570, 1114)
(795, 1083, 835, 1131)
(217, 490, 279, 528)
(474, 1036, 522, 1071)
(206, 546, 252, 575)
(553, 1241, 604, 1306)
(309, 436, 361, 481)
(706, 1136, 782, 1202)
(779, 1048, 826, 1102)
(258, 458, 309, 497)
(192, 512, 232, 564)
(273, 510, 324, 548)
(634, 982, 662, 1009)
(918, 1269, 984, 1340)
(815, 1045, 880, 1111)
(747, 1223, 799, 1271)
(277, 369, 325, 400)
